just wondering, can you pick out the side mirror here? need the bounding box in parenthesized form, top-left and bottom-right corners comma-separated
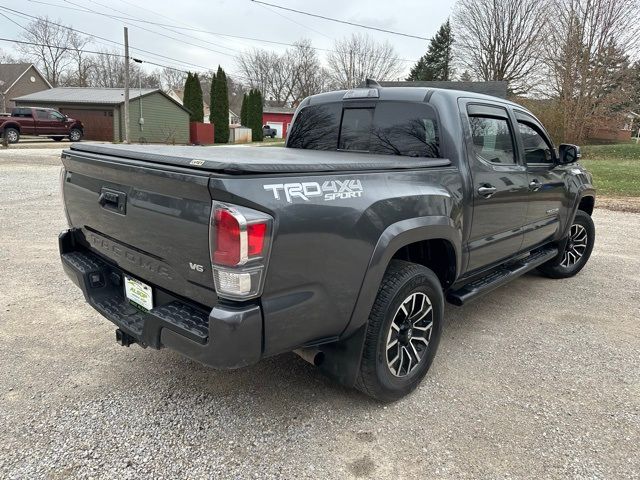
(558, 144, 581, 164)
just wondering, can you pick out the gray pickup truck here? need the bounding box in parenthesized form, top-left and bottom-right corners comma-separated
(59, 85, 595, 401)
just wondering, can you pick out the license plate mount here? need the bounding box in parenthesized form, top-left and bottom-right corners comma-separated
(124, 275, 153, 311)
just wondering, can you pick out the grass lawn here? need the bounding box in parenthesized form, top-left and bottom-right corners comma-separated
(580, 143, 640, 197)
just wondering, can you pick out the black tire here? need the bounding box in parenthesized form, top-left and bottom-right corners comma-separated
(3, 127, 20, 144)
(69, 128, 83, 142)
(538, 210, 595, 279)
(356, 260, 444, 402)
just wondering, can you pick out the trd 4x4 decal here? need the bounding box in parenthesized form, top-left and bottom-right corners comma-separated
(264, 179, 363, 203)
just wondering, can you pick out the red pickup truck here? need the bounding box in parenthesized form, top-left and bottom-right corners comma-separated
(0, 107, 84, 143)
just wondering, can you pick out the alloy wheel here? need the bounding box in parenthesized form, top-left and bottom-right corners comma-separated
(7, 130, 18, 142)
(70, 130, 81, 141)
(386, 292, 433, 377)
(560, 223, 588, 267)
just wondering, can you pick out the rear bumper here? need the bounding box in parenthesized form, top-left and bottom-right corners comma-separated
(59, 229, 262, 369)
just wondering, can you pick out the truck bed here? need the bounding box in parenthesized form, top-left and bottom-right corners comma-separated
(68, 143, 451, 175)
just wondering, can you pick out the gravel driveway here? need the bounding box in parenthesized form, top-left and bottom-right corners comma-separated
(1, 149, 638, 479)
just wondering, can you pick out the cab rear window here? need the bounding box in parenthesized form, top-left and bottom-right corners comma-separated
(287, 101, 440, 158)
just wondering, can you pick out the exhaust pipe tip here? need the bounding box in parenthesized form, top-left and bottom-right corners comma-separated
(294, 348, 325, 367)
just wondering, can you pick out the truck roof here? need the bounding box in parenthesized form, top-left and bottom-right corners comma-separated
(305, 86, 520, 108)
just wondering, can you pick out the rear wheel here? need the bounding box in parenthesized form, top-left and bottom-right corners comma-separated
(69, 128, 83, 142)
(3, 127, 19, 144)
(538, 210, 595, 278)
(356, 260, 443, 402)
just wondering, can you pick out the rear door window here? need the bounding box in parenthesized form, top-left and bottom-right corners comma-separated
(468, 116, 516, 164)
(370, 102, 439, 157)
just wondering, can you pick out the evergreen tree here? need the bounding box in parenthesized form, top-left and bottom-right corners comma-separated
(248, 89, 263, 142)
(459, 70, 473, 82)
(191, 73, 204, 122)
(407, 20, 454, 81)
(210, 66, 230, 143)
(240, 93, 248, 127)
(183, 72, 196, 122)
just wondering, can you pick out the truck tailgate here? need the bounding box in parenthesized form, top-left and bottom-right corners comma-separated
(61, 150, 216, 307)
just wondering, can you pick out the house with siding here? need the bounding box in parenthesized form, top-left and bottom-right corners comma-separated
(13, 87, 190, 143)
(0, 63, 51, 112)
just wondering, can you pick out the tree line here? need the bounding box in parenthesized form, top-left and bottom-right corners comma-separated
(5, 0, 640, 144)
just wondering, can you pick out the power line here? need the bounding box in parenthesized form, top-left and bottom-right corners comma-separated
(113, 0, 256, 51)
(249, 0, 429, 41)
(0, 6, 212, 72)
(254, 1, 332, 41)
(60, 0, 237, 58)
(20, 0, 419, 62)
(0, 37, 127, 59)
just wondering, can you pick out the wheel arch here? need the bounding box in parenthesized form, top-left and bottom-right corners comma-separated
(317, 216, 460, 388)
(1, 122, 21, 133)
(578, 195, 595, 215)
(344, 216, 461, 338)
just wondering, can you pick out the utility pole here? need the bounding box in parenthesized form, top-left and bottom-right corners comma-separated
(123, 26, 130, 144)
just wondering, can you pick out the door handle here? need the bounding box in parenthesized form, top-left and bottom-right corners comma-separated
(477, 185, 497, 198)
(529, 179, 542, 191)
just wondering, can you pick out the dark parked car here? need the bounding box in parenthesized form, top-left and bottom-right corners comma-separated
(262, 124, 277, 138)
(0, 107, 84, 143)
(59, 84, 595, 401)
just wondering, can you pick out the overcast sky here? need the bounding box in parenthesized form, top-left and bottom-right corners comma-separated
(1, 0, 457, 79)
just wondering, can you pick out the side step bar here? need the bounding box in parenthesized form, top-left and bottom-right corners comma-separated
(446, 247, 558, 306)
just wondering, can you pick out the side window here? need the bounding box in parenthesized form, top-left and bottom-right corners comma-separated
(339, 108, 373, 151)
(468, 116, 516, 164)
(518, 122, 554, 164)
(370, 102, 440, 157)
(35, 109, 48, 120)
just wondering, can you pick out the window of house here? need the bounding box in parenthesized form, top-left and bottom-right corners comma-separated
(468, 116, 516, 164)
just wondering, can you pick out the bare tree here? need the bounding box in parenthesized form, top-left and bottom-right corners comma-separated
(236, 48, 279, 101)
(543, 0, 639, 142)
(160, 67, 186, 91)
(290, 40, 326, 103)
(0, 48, 21, 63)
(61, 32, 94, 86)
(89, 50, 160, 89)
(326, 34, 402, 89)
(17, 16, 74, 86)
(236, 39, 326, 106)
(453, 0, 549, 94)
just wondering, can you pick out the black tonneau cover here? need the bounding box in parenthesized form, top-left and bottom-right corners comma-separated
(67, 143, 451, 175)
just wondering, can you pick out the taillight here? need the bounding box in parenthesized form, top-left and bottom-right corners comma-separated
(210, 202, 272, 300)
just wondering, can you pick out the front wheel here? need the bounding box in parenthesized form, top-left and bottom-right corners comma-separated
(3, 127, 20, 144)
(356, 260, 443, 402)
(538, 210, 595, 279)
(69, 128, 83, 142)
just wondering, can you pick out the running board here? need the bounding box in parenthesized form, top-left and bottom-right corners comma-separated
(446, 247, 558, 306)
